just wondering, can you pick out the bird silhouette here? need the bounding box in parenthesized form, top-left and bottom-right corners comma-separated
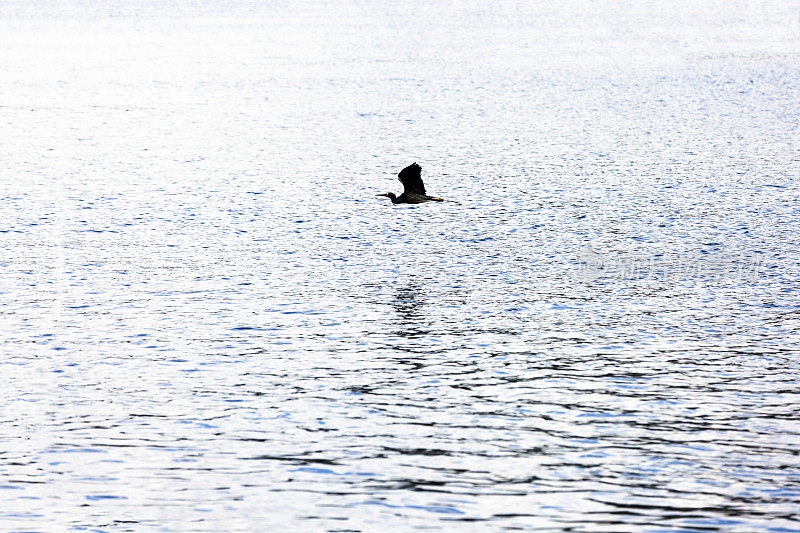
(376, 163, 445, 204)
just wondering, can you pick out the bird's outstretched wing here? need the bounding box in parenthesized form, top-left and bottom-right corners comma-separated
(397, 162, 426, 195)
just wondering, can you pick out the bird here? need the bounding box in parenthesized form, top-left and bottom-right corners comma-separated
(376, 163, 445, 204)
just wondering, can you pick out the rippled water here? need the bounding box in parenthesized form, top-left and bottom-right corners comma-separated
(2, 1, 800, 531)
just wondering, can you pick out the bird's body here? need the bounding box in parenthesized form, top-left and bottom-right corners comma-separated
(377, 163, 445, 204)
(381, 191, 443, 204)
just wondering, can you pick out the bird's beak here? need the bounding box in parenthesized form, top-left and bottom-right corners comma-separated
(376, 193, 389, 197)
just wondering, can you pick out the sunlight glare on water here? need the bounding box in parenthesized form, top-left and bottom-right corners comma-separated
(1, 1, 799, 531)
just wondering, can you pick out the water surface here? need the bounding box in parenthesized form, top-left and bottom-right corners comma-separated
(1, 1, 799, 531)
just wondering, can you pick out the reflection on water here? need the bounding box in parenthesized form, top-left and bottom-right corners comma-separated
(1, 0, 800, 531)
(391, 282, 430, 338)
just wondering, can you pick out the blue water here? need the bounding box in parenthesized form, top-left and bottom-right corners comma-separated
(1, 1, 799, 531)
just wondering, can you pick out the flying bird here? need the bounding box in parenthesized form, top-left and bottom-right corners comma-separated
(376, 163, 445, 204)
